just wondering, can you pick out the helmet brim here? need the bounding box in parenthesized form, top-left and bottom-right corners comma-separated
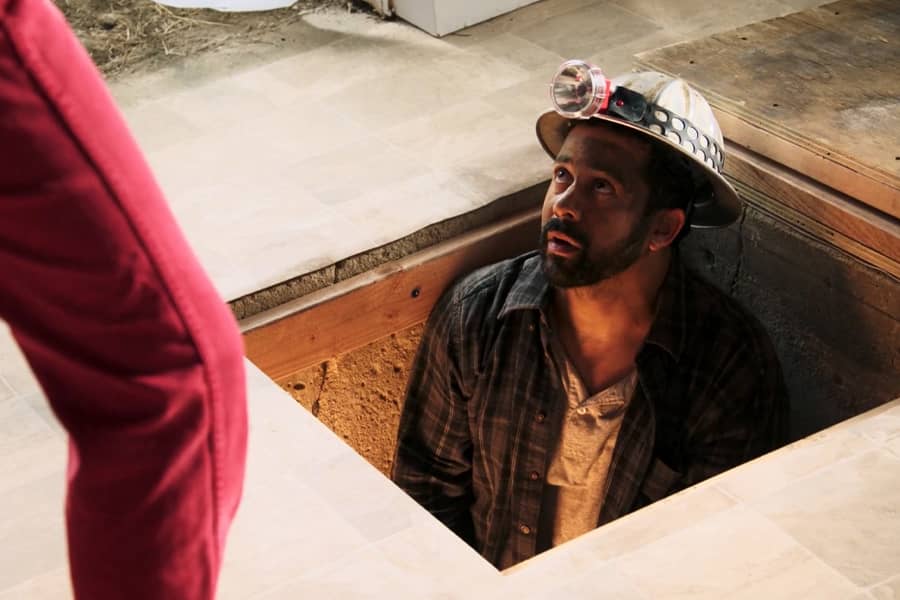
(535, 110, 741, 228)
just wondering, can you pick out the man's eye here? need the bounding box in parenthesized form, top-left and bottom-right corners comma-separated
(594, 179, 613, 193)
(554, 168, 570, 182)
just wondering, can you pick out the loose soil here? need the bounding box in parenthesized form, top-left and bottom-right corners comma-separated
(278, 324, 423, 476)
(52, 0, 369, 78)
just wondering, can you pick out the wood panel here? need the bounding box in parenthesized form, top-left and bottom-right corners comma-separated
(242, 209, 541, 380)
(636, 0, 900, 219)
(725, 143, 900, 279)
(733, 179, 900, 281)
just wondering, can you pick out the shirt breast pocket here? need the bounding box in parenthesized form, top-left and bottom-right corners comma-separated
(640, 458, 682, 503)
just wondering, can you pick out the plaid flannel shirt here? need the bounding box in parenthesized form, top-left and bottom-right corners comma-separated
(392, 250, 789, 569)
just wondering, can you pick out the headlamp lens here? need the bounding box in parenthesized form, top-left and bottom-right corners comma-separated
(550, 60, 610, 118)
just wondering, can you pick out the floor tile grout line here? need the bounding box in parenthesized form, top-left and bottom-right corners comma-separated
(741, 489, 880, 593)
(864, 572, 900, 594)
(244, 538, 398, 600)
(710, 481, 743, 504)
(784, 442, 896, 498)
(459, 30, 568, 63)
(0, 374, 15, 400)
(709, 423, 900, 505)
(601, 500, 747, 571)
(602, 0, 669, 31)
(698, 440, 866, 504)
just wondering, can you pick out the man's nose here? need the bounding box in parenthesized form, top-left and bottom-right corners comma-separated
(551, 182, 582, 221)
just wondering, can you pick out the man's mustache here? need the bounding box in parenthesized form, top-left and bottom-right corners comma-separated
(541, 218, 588, 248)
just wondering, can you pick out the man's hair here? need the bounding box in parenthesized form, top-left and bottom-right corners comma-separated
(645, 143, 696, 211)
(644, 141, 702, 243)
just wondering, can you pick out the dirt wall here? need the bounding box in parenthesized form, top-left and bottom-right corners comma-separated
(278, 325, 423, 476)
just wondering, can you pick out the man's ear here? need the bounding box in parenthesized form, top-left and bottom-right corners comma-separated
(647, 208, 686, 252)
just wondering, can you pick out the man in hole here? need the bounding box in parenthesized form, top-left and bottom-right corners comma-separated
(391, 63, 789, 569)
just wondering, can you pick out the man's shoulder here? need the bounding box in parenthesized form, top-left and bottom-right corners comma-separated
(442, 251, 543, 319)
(679, 262, 776, 362)
(676, 261, 789, 445)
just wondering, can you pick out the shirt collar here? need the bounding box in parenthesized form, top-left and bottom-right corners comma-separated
(498, 251, 689, 362)
(498, 252, 550, 318)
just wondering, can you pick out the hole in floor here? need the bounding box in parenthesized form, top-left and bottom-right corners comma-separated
(247, 209, 900, 571)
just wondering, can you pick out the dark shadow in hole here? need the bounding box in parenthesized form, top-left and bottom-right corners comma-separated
(682, 205, 900, 438)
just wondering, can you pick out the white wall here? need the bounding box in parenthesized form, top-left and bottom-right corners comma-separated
(393, 0, 542, 37)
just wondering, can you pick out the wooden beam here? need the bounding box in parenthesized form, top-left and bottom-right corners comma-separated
(715, 110, 900, 221)
(725, 143, 900, 279)
(734, 180, 900, 281)
(242, 208, 541, 380)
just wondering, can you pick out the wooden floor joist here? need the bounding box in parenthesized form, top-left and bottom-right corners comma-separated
(714, 110, 900, 221)
(725, 143, 900, 280)
(242, 208, 542, 380)
(733, 180, 900, 281)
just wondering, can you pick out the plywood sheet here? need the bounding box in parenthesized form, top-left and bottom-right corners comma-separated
(636, 0, 900, 220)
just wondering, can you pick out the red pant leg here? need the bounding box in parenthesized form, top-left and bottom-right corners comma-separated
(0, 0, 248, 597)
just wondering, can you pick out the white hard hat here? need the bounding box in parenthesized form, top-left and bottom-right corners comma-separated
(536, 66, 741, 227)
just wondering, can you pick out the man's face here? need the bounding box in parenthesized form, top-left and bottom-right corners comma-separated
(540, 122, 655, 288)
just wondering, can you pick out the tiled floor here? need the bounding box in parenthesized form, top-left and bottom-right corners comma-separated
(10, 1, 899, 598)
(754, 448, 900, 587)
(109, 0, 828, 303)
(614, 505, 860, 600)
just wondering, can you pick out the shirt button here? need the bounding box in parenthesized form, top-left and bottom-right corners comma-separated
(535, 411, 547, 423)
(518, 523, 532, 535)
(529, 471, 541, 481)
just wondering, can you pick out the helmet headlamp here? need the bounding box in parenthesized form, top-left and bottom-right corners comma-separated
(548, 60, 724, 175)
(538, 63, 742, 227)
(550, 60, 612, 118)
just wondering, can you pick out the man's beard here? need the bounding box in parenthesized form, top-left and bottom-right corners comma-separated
(539, 217, 652, 288)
